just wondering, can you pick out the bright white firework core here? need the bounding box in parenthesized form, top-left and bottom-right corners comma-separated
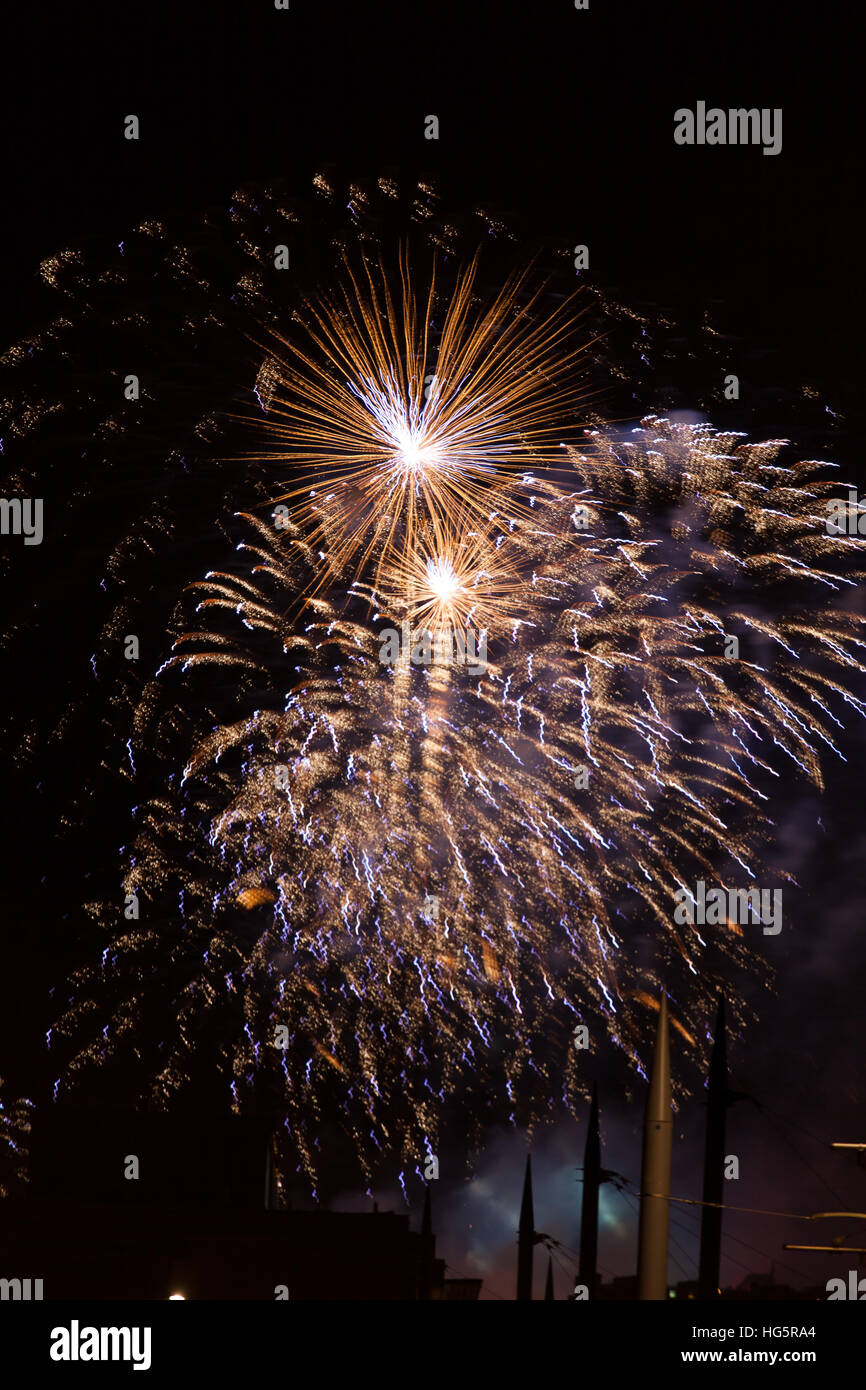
(425, 556, 461, 603)
(394, 425, 440, 476)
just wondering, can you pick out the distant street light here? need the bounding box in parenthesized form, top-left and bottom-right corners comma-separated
(806, 1212, 866, 1222)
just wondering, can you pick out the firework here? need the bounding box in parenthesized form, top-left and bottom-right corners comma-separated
(53, 408, 866, 1190)
(239, 246, 596, 591)
(4, 171, 862, 1195)
(0, 1081, 32, 1199)
(360, 505, 525, 644)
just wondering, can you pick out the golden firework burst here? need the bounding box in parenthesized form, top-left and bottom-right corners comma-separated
(238, 246, 598, 591)
(358, 505, 524, 643)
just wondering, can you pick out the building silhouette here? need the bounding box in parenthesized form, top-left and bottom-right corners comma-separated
(0, 1108, 479, 1300)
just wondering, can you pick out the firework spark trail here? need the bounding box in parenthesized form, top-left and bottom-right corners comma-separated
(0, 1081, 33, 1199)
(52, 408, 866, 1188)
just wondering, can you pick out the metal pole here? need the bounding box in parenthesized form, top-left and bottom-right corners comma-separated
(637, 992, 672, 1300)
(698, 995, 726, 1298)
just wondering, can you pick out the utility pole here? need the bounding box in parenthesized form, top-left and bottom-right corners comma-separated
(637, 992, 673, 1300)
(698, 995, 727, 1299)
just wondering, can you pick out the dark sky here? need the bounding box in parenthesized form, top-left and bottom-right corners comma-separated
(3, 2, 861, 359)
(1, 0, 864, 1299)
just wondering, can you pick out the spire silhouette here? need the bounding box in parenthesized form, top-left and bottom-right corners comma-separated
(578, 1081, 601, 1293)
(517, 1154, 534, 1300)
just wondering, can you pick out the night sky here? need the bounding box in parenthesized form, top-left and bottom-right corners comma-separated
(1, 1, 864, 1301)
